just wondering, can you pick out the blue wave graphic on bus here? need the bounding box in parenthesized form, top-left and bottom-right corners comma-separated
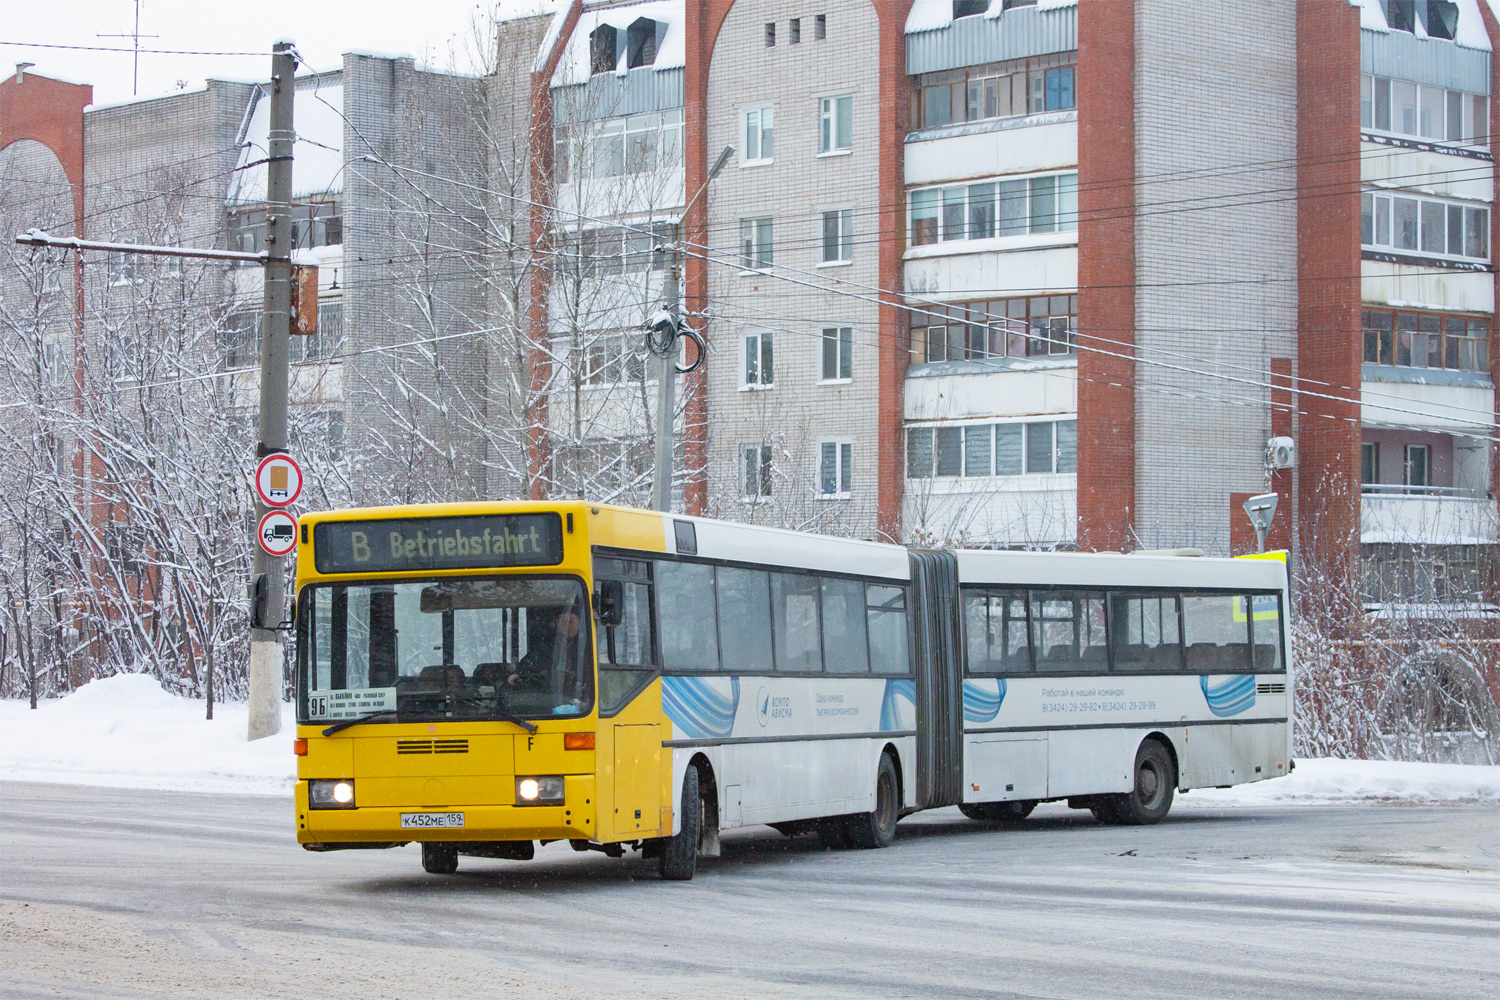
(662, 676, 740, 739)
(880, 679, 915, 731)
(1200, 674, 1256, 717)
(963, 678, 1005, 723)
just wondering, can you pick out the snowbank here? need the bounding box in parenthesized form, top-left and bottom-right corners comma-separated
(0, 674, 295, 796)
(3, 677, 1498, 807)
(1181, 757, 1500, 807)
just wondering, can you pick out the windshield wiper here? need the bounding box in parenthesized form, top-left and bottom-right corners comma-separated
(493, 686, 538, 734)
(321, 710, 397, 736)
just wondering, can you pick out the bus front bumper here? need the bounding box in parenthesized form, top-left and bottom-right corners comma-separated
(295, 777, 596, 844)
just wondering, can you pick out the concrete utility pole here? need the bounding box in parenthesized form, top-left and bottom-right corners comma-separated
(247, 42, 297, 741)
(649, 145, 734, 513)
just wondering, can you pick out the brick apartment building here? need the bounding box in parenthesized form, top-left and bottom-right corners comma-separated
(2, 0, 1496, 612)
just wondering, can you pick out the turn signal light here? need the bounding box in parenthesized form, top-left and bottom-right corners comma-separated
(293, 738, 308, 756)
(564, 732, 595, 751)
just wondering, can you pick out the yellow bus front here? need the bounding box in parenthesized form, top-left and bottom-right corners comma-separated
(291, 501, 666, 855)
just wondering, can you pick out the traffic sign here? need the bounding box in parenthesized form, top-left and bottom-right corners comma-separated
(254, 453, 303, 507)
(257, 510, 298, 557)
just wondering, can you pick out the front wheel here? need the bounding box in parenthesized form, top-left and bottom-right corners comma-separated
(844, 754, 899, 849)
(658, 766, 700, 880)
(1109, 740, 1176, 826)
(421, 842, 458, 874)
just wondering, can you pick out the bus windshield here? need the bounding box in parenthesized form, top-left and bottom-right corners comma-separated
(299, 576, 593, 724)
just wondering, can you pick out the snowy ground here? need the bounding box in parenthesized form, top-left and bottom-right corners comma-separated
(3, 673, 1498, 805)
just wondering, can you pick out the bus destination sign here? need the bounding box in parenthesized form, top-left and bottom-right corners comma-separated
(314, 514, 563, 574)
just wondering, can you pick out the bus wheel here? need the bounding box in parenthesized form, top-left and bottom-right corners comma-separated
(421, 843, 458, 875)
(1111, 740, 1176, 826)
(658, 766, 700, 881)
(845, 755, 899, 849)
(960, 801, 1036, 823)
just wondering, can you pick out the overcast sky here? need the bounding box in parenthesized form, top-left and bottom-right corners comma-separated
(1, 0, 558, 107)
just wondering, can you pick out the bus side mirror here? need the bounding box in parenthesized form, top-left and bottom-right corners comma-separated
(249, 573, 270, 630)
(594, 580, 623, 627)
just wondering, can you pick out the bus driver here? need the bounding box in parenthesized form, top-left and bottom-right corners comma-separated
(505, 607, 581, 690)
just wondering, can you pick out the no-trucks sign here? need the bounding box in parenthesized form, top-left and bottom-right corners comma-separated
(254, 453, 303, 508)
(257, 510, 298, 557)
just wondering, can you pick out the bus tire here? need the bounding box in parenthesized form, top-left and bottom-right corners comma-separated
(421, 843, 458, 875)
(844, 754, 899, 849)
(1111, 739, 1176, 826)
(658, 766, 699, 881)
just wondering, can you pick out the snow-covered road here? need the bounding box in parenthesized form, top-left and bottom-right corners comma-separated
(2, 781, 1495, 999)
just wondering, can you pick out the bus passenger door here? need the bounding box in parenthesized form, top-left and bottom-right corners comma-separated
(612, 724, 662, 838)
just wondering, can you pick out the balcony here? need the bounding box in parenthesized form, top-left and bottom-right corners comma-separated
(1360, 486, 1499, 545)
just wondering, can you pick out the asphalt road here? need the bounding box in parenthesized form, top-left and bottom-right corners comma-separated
(1, 781, 1495, 999)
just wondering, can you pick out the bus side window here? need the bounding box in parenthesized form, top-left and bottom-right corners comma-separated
(1109, 592, 1181, 673)
(657, 560, 720, 671)
(821, 577, 870, 674)
(964, 589, 1032, 673)
(771, 572, 822, 672)
(718, 568, 774, 673)
(1182, 593, 1252, 673)
(1249, 593, 1284, 673)
(867, 584, 909, 675)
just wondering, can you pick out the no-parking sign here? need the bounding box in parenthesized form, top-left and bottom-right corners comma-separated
(254, 453, 303, 508)
(257, 510, 298, 557)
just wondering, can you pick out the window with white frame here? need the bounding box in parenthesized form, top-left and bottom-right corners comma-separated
(911, 51, 1075, 131)
(818, 440, 853, 497)
(292, 299, 346, 365)
(572, 331, 648, 386)
(39, 339, 65, 385)
(907, 419, 1076, 478)
(819, 95, 853, 153)
(820, 326, 853, 382)
(821, 209, 853, 263)
(1361, 190, 1489, 263)
(555, 110, 683, 184)
(742, 443, 773, 498)
(743, 330, 773, 387)
(740, 217, 774, 270)
(909, 172, 1077, 246)
(1361, 74, 1488, 147)
(743, 105, 774, 165)
(1404, 444, 1429, 488)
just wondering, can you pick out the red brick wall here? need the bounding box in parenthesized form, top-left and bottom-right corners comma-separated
(1075, 0, 1137, 552)
(1295, 0, 1363, 586)
(526, 1, 584, 499)
(874, 1, 914, 542)
(0, 70, 91, 233)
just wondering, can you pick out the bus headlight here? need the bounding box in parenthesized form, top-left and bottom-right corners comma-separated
(309, 779, 356, 809)
(515, 775, 564, 805)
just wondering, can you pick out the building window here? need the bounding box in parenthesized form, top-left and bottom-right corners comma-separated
(1361, 191, 1488, 264)
(743, 331, 774, 387)
(820, 326, 853, 382)
(740, 217, 774, 270)
(742, 105, 774, 165)
(907, 419, 1076, 479)
(765, 22, 776, 47)
(911, 52, 1076, 130)
(819, 95, 853, 153)
(222, 309, 261, 370)
(556, 110, 684, 183)
(954, 1, 989, 17)
(39, 339, 65, 385)
(789, 18, 801, 43)
(1385, 0, 1416, 33)
(911, 295, 1077, 364)
(815, 14, 826, 39)
(910, 173, 1077, 246)
(571, 331, 648, 386)
(1362, 308, 1489, 372)
(821, 209, 853, 263)
(563, 223, 674, 278)
(1361, 74, 1488, 147)
(1423, 0, 1459, 39)
(293, 299, 346, 365)
(819, 440, 853, 497)
(1361, 442, 1379, 485)
(1404, 444, 1429, 488)
(743, 444, 773, 498)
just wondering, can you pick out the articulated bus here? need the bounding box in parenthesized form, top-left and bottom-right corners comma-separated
(293, 501, 1292, 879)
